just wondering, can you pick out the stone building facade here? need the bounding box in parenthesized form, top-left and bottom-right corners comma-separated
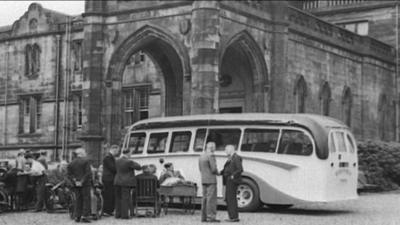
(0, 1, 397, 164)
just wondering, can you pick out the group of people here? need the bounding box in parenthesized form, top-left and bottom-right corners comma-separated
(0, 149, 50, 212)
(199, 143, 243, 223)
(74, 144, 185, 223)
(0, 141, 244, 223)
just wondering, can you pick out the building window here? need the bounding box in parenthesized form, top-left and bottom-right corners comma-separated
(320, 82, 331, 116)
(29, 18, 38, 32)
(32, 44, 41, 74)
(342, 87, 352, 126)
(123, 86, 150, 126)
(72, 93, 83, 130)
(337, 21, 369, 36)
(25, 45, 32, 76)
(129, 51, 146, 66)
(19, 95, 42, 134)
(25, 44, 41, 77)
(294, 76, 307, 113)
(123, 90, 135, 126)
(138, 87, 149, 120)
(72, 40, 83, 72)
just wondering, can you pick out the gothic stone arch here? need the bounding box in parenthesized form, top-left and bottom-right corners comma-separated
(219, 30, 269, 112)
(105, 25, 190, 144)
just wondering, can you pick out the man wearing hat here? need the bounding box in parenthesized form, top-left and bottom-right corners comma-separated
(15, 149, 29, 210)
(15, 149, 26, 171)
(199, 142, 220, 222)
(67, 148, 92, 223)
(101, 145, 119, 216)
(25, 153, 47, 212)
(114, 148, 141, 219)
(220, 145, 243, 222)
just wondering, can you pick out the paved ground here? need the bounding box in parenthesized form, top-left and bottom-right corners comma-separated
(1, 192, 400, 225)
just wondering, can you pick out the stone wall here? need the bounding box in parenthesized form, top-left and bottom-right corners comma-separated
(0, 3, 84, 159)
(287, 32, 395, 140)
(304, 1, 398, 46)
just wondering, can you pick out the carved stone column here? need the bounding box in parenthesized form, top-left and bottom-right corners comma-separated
(190, 1, 220, 114)
(270, 1, 289, 113)
(79, 0, 106, 166)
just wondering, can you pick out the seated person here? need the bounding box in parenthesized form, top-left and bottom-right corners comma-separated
(2, 165, 18, 195)
(136, 165, 161, 214)
(45, 161, 70, 208)
(159, 163, 184, 186)
(136, 164, 160, 188)
(47, 161, 68, 186)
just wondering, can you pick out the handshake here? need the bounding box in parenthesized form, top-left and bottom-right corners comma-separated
(217, 170, 234, 180)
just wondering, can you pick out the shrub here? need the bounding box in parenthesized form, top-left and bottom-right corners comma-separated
(357, 140, 400, 191)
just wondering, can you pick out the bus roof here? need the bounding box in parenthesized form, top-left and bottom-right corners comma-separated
(128, 113, 349, 159)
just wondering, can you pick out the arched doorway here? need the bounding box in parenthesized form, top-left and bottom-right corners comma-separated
(294, 75, 307, 113)
(121, 51, 165, 126)
(106, 25, 190, 144)
(219, 31, 268, 113)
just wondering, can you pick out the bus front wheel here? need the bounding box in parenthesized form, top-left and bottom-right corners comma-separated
(237, 178, 261, 212)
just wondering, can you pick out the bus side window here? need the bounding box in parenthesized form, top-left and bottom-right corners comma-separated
(329, 132, 336, 153)
(194, 129, 207, 152)
(346, 133, 355, 153)
(170, 131, 191, 153)
(129, 132, 146, 154)
(241, 129, 279, 153)
(207, 129, 241, 151)
(148, 132, 168, 154)
(277, 130, 313, 156)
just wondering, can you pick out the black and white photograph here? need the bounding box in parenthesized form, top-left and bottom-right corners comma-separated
(0, 0, 399, 224)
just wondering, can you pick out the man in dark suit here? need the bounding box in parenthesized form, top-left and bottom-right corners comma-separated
(101, 145, 119, 216)
(67, 148, 92, 223)
(199, 142, 220, 223)
(221, 145, 243, 222)
(114, 148, 141, 219)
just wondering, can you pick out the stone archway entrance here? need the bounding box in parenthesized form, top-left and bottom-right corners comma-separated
(106, 25, 190, 144)
(219, 31, 269, 113)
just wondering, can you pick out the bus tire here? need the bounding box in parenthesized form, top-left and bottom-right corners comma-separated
(237, 178, 261, 212)
(266, 204, 293, 210)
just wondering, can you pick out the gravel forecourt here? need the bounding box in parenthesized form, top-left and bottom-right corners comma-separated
(1, 192, 400, 225)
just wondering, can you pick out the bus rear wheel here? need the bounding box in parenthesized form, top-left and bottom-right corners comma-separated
(237, 178, 260, 212)
(266, 204, 293, 210)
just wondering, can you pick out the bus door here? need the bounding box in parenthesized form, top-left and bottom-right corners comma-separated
(330, 130, 357, 171)
(328, 130, 357, 198)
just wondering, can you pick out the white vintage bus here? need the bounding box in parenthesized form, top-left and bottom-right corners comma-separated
(122, 113, 358, 211)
